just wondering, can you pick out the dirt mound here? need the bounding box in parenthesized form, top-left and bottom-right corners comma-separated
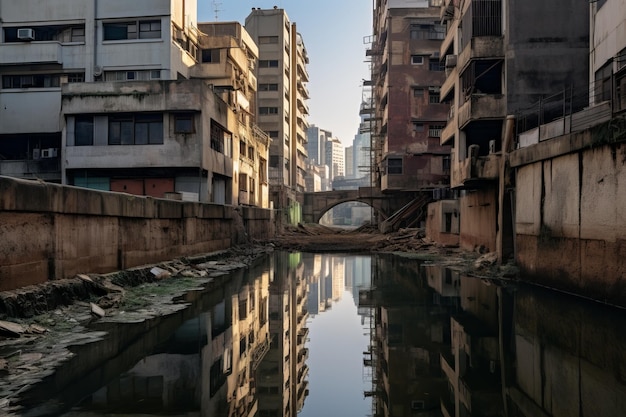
(265, 223, 438, 253)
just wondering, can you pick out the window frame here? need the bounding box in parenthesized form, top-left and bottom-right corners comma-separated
(75, 116, 94, 146)
(411, 55, 424, 65)
(387, 158, 403, 175)
(103, 19, 162, 41)
(107, 113, 163, 145)
(174, 113, 194, 134)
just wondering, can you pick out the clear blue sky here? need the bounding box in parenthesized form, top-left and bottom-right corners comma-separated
(198, 1, 373, 147)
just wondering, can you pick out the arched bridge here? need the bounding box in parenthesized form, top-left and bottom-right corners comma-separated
(302, 187, 426, 225)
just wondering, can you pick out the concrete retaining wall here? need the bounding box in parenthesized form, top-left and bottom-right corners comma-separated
(0, 176, 274, 291)
(515, 144, 626, 306)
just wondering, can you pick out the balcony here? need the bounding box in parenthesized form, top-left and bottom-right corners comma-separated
(0, 42, 64, 65)
(441, 64, 457, 102)
(451, 151, 502, 188)
(441, 105, 456, 146)
(457, 36, 504, 74)
(458, 94, 505, 129)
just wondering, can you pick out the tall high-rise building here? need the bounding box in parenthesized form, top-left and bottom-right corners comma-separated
(437, 0, 589, 253)
(345, 145, 354, 179)
(246, 8, 310, 218)
(368, 0, 450, 193)
(325, 136, 344, 181)
(306, 124, 332, 166)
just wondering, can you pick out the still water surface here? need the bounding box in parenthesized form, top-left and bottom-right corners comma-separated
(13, 251, 626, 416)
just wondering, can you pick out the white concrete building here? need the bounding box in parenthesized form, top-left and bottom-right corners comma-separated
(0, 0, 198, 182)
(325, 136, 344, 181)
(0, 0, 270, 206)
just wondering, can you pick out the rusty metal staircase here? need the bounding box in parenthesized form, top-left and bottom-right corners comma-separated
(378, 192, 432, 233)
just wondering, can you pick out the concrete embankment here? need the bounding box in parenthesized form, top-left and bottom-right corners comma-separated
(0, 176, 275, 292)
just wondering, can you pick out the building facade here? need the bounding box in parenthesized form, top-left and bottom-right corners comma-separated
(0, 0, 270, 207)
(245, 8, 310, 219)
(369, 0, 451, 194)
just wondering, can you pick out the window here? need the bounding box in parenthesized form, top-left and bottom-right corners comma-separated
(429, 61, 445, 71)
(240, 140, 246, 155)
(259, 60, 279, 68)
(259, 107, 279, 115)
(2, 74, 60, 89)
(429, 88, 441, 103)
(75, 116, 94, 146)
(259, 36, 279, 44)
(411, 55, 424, 65)
(387, 158, 402, 174)
(108, 114, 163, 145)
(3, 24, 86, 43)
(413, 87, 425, 97)
(67, 73, 85, 83)
(201, 49, 221, 63)
(239, 173, 248, 191)
(267, 131, 279, 139)
(103, 20, 161, 41)
(595, 61, 613, 102)
(259, 83, 279, 91)
(104, 70, 160, 82)
(413, 122, 425, 132)
(443, 155, 451, 172)
(174, 113, 194, 133)
(269, 155, 280, 168)
(211, 120, 231, 156)
(410, 23, 445, 40)
(429, 124, 444, 137)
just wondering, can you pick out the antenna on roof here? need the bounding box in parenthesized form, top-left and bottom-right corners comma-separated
(212, 1, 222, 21)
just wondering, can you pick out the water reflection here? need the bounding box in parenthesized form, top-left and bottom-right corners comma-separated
(11, 252, 626, 417)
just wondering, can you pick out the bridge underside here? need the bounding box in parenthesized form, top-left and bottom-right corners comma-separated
(302, 187, 430, 229)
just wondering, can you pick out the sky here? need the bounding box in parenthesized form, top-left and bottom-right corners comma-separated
(197, 1, 373, 148)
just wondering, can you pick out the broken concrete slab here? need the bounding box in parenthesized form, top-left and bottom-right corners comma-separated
(90, 303, 105, 319)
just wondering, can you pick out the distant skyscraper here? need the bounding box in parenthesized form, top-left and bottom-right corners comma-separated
(325, 137, 344, 181)
(306, 124, 332, 166)
(345, 145, 354, 179)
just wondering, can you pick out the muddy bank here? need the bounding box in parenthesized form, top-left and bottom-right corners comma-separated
(0, 245, 273, 320)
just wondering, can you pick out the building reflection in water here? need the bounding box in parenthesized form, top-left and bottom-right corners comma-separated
(18, 252, 626, 417)
(361, 254, 626, 417)
(256, 252, 310, 417)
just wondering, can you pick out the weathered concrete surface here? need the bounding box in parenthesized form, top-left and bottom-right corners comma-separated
(0, 176, 274, 291)
(459, 187, 498, 253)
(514, 144, 626, 306)
(425, 199, 460, 247)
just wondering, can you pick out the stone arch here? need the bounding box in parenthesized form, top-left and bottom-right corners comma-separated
(314, 198, 385, 224)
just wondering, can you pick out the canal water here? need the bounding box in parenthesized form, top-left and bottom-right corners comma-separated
(12, 251, 626, 416)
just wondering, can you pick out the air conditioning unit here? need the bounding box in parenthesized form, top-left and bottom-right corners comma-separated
(41, 148, 58, 158)
(33, 149, 41, 160)
(445, 54, 457, 68)
(17, 28, 35, 41)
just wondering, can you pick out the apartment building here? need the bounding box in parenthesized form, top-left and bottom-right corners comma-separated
(0, 0, 198, 183)
(369, 0, 450, 194)
(245, 8, 310, 217)
(436, 0, 589, 252)
(503, 0, 626, 305)
(0, 0, 270, 207)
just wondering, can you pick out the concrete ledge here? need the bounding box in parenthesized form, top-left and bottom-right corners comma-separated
(0, 176, 273, 291)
